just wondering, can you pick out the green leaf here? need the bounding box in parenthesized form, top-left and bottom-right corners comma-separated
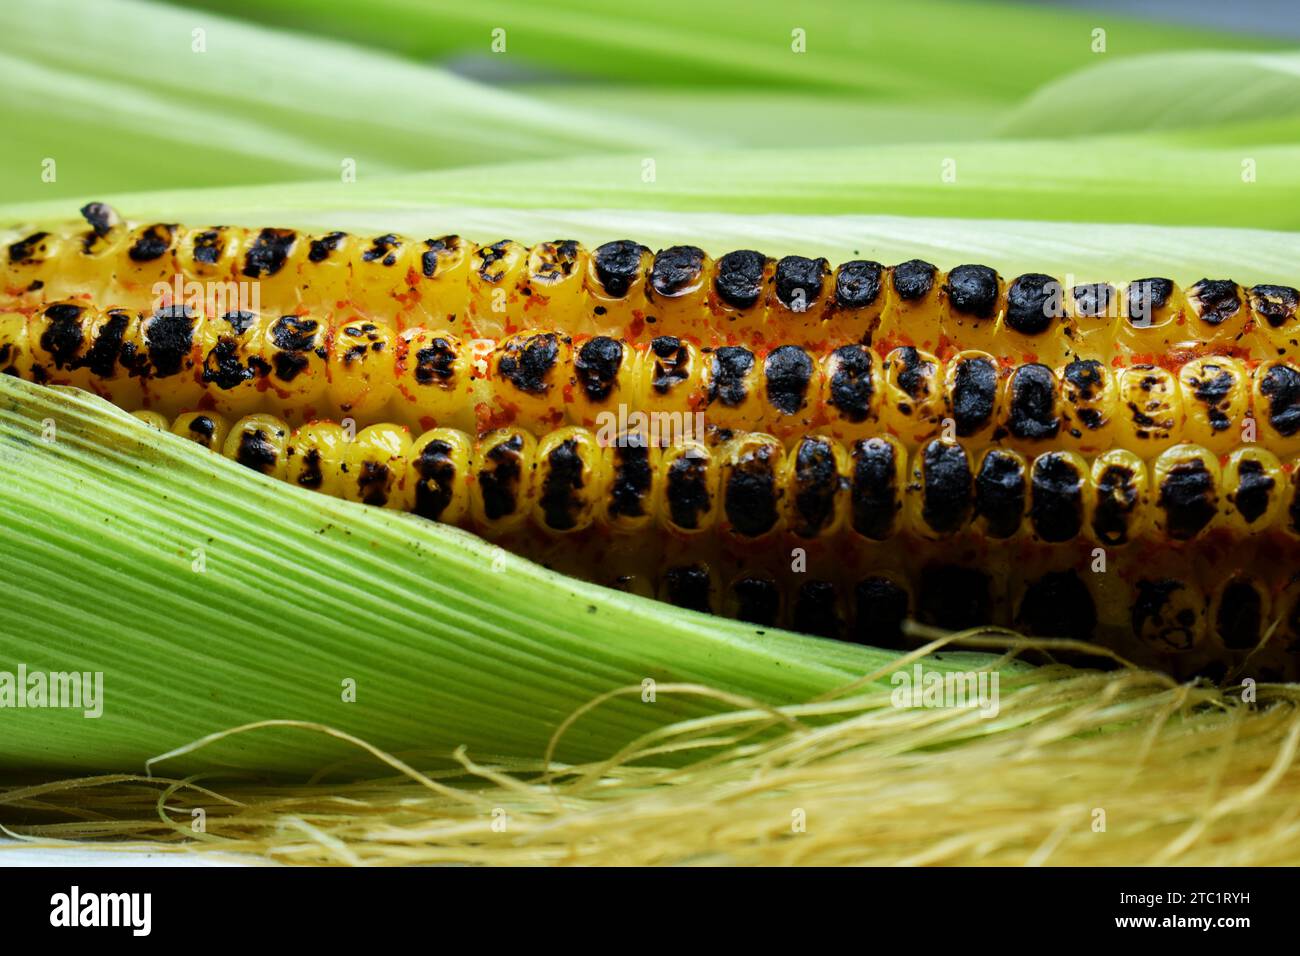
(3, 374, 1000, 776)
(1000, 51, 1300, 138)
(7, 131, 1300, 237)
(165, 0, 1284, 99)
(0, 0, 687, 203)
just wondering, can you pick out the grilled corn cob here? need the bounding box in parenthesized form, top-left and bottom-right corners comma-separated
(116, 404, 1300, 677)
(6, 205, 1300, 361)
(5, 304, 1300, 464)
(8, 206, 1300, 679)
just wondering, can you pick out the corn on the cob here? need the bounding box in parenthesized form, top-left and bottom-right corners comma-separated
(6, 205, 1300, 362)
(119, 408, 1300, 546)
(5, 303, 1300, 465)
(8, 206, 1300, 679)
(124, 405, 1298, 678)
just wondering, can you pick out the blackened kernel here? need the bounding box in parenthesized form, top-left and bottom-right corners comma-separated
(944, 264, 1000, 319)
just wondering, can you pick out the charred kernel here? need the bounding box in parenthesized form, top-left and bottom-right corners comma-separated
(1029, 452, 1085, 542)
(1188, 278, 1241, 325)
(944, 264, 1000, 319)
(190, 229, 224, 265)
(787, 436, 841, 538)
(233, 426, 285, 474)
(8, 232, 49, 264)
(81, 202, 117, 237)
(1216, 579, 1263, 650)
(1249, 284, 1299, 328)
(1063, 359, 1105, 402)
(974, 449, 1026, 539)
(538, 438, 587, 531)
(894, 346, 931, 400)
(607, 441, 653, 521)
(343, 425, 411, 508)
(664, 447, 713, 531)
(474, 240, 517, 282)
(649, 246, 705, 297)
(834, 260, 884, 310)
(478, 432, 528, 522)
(242, 227, 296, 277)
(406, 428, 469, 524)
(81, 309, 134, 378)
(764, 345, 813, 415)
(853, 576, 910, 648)
(649, 336, 690, 393)
(1259, 364, 1300, 436)
(128, 223, 174, 263)
(1183, 360, 1239, 433)
(1132, 579, 1199, 652)
(663, 564, 713, 613)
(187, 415, 215, 441)
(827, 344, 874, 422)
(1071, 283, 1115, 318)
(731, 576, 781, 626)
(891, 259, 937, 301)
(708, 346, 755, 407)
(498, 333, 559, 395)
(774, 256, 828, 310)
(1233, 457, 1274, 524)
(362, 234, 402, 267)
(411, 438, 458, 520)
(268, 315, 319, 381)
(413, 337, 457, 385)
(714, 250, 767, 309)
(1007, 364, 1060, 441)
(297, 449, 324, 488)
(1093, 462, 1140, 545)
(949, 354, 998, 436)
(223, 310, 257, 335)
(529, 239, 582, 282)
(1005, 274, 1060, 335)
(723, 439, 780, 537)
(420, 235, 461, 277)
(574, 336, 623, 402)
(39, 302, 87, 369)
(307, 231, 346, 263)
(1017, 571, 1097, 642)
(918, 565, 990, 631)
(592, 240, 647, 298)
(1157, 453, 1218, 540)
(792, 580, 841, 639)
(919, 439, 972, 535)
(850, 437, 900, 540)
(1126, 277, 1174, 324)
(143, 305, 196, 377)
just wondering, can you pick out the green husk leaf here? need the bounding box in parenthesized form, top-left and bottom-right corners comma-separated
(999, 51, 1300, 139)
(7, 134, 1296, 234)
(0, 375, 1007, 776)
(166, 0, 1282, 99)
(0, 0, 687, 203)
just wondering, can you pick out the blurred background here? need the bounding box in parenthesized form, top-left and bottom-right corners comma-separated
(2, 0, 1299, 278)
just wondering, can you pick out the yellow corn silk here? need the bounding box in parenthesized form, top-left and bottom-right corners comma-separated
(6, 205, 1300, 680)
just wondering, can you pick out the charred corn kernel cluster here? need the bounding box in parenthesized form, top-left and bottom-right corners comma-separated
(136, 407, 1300, 546)
(119, 402, 1300, 679)
(5, 303, 1300, 461)
(5, 205, 1300, 362)
(8, 206, 1300, 678)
